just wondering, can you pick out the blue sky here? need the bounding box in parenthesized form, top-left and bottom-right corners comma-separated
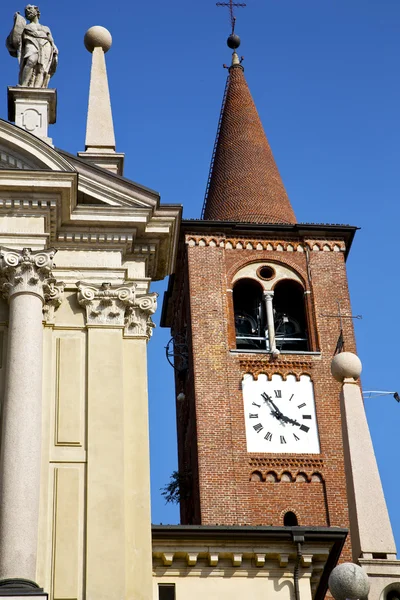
(1, 0, 400, 550)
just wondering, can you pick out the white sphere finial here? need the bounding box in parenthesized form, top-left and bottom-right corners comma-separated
(331, 352, 362, 382)
(84, 26, 112, 53)
(329, 563, 370, 600)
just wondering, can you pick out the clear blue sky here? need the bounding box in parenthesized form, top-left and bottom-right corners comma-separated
(1, 0, 400, 550)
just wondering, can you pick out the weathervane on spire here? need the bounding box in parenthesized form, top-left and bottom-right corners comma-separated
(216, 0, 246, 35)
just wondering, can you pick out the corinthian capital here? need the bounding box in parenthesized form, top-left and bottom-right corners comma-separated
(43, 279, 65, 324)
(0, 247, 57, 301)
(77, 281, 135, 327)
(125, 293, 158, 340)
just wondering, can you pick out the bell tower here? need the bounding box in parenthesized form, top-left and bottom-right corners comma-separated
(161, 30, 357, 557)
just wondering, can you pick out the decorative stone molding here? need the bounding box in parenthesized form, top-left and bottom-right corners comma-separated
(77, 282, 157, 337)
(43, 279, 65, 323)
(208, 553, 219, 566)
(0, 246, 59, 302)
(153, 540, 337, 582)
(57, 231, 133, 246)
(185, 235, 346, 253)
(125, 293, 157, 340)
(186, 553, 198, 566)
(161, 553, 174, 566)
(77, 281, 135, 327)
(255, 554, 266, 567)
(0, 150, 35, 170)
(232, 553, 243, 567)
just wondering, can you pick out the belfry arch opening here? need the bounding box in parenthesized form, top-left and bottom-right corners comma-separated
(233, 279, 266, 350)
(233, 274, 309, 353)
(273, 280, 309, 352)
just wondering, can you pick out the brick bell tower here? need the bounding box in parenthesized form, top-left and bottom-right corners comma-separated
(161, 31, 357, 556)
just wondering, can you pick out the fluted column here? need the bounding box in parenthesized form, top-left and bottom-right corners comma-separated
(0, 247, 59, 582)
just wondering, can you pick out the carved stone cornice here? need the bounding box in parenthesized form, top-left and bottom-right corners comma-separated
(77, 281, 135, 327)
(0, 246, 57, 302)
(125, 293, 157, 340)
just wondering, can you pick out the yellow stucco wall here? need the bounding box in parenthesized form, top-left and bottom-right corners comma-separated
(36, 286, 153, 600)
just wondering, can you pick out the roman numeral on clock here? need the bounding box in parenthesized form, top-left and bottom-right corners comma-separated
(274, 390, 282, 398)
(300, 424, 310, 433)
(280, 436, 286, 444)
(264, 432, 272, 441)
(298, 403, 306, 409)
(253, 423, 263, 433)
(249, 413, 258, 418)
(293, 433, 300, 441)
(252, 402, 261, 408)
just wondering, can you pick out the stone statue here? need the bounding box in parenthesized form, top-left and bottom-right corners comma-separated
(6, 5, 58, 88)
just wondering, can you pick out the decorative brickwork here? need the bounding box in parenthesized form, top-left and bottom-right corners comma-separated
(203, 64, 297, 225)
(249, 457, 325, 470)
(239, 358, 314, 380)
(186, 236, 346, 253)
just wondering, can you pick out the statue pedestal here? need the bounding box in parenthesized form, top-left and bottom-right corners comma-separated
(7, 88, 57, 146)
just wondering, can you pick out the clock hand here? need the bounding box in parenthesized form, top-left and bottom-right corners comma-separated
(280, 414, 301, 427)
(261, 393, 285, 422)
(262, 393, 282, 415)
(262, 393, 300, 427)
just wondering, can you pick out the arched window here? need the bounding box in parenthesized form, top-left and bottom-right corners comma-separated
(283, 511, 299, 526)
(273, 280, 309, 352)
(233, 279, 266, 350)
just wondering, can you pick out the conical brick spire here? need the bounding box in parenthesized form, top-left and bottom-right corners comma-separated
(203, 52, 296, 224)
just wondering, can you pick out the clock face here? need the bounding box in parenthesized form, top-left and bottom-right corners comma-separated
(242, 373, 320, 454)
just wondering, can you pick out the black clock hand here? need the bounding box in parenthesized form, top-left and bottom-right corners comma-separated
(261, 393, 284, 421)
(262, 393, 300, 426)
(280, 414, 301, 427)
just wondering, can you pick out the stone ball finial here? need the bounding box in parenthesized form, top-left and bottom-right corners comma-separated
(331, 352, 362, 382)
(329, 563, 370, 600)
(227, 33, 241, 50)
(84, 26, 112, 53)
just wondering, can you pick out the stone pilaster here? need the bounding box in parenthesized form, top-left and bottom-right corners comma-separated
(0, 247, 61, 582)
(76, 280, 156, 600)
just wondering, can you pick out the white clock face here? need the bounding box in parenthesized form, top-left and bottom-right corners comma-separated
(242, 373, 320, 454)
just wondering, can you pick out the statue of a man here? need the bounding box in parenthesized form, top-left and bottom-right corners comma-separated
(6, 5, 58, 88)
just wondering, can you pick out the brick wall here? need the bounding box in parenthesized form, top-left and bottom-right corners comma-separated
(167, 228, 355, 560)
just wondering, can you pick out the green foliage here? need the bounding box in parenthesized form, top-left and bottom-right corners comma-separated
(161, 470, 190, 505)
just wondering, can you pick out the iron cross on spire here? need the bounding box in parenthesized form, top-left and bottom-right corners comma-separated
(321, 300, 362, 356)
(216, 0, 247, 34)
